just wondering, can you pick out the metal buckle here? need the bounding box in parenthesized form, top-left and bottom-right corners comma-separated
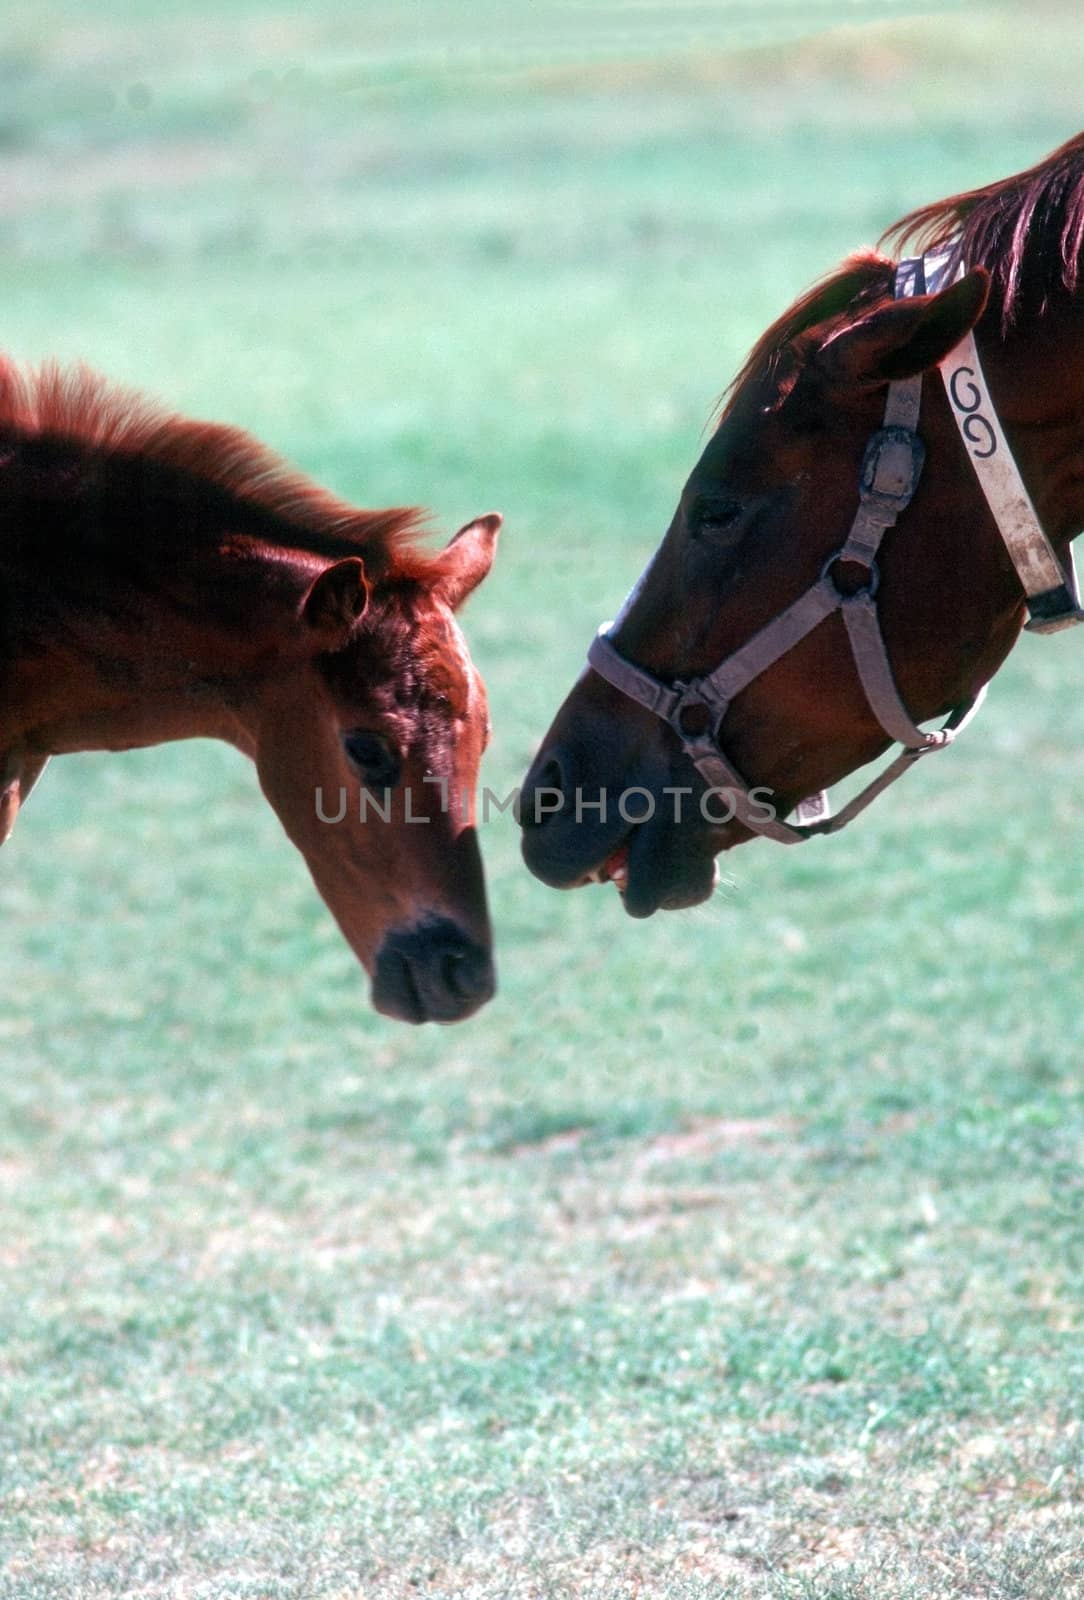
(1026, 608, 1084, 635)
(858, 425, 926, 519)
(1024, 577, 1084, 634)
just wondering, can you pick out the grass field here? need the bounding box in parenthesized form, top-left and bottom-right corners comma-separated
(1, 3, 1083, 1596)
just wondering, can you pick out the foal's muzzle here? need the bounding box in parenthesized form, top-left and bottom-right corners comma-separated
(372, 917, 496, 1024)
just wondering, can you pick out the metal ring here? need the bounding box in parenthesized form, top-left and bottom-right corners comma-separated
(821, 549, 880, 600)
(672, 694, 718, 741)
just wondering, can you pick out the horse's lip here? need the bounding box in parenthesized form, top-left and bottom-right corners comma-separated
(620, 824, 661, 917)
(582, 837, 631, 891)
(578, 828, 654, 911)
(620, 828, 720, 918)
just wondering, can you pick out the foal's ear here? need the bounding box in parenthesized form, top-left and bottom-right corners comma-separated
(817, 268, 991, 391)
(432, 513, 501, 611)
(302, 557, 371, 640)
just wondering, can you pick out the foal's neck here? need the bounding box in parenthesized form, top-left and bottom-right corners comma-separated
(0, 467, 315, 761)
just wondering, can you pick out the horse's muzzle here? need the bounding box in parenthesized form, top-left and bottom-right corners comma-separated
(372, 917, 496, 1024)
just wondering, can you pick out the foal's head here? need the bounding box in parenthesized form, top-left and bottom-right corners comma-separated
(0, 357, 501, 1022)
(254, 515, 501, 1024)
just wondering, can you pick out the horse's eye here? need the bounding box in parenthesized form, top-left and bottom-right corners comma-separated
(694, 498, 744, 539)
(343, 730, 401, 788)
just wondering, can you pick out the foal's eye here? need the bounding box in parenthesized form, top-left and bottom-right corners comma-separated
(342, 730, 401, 788)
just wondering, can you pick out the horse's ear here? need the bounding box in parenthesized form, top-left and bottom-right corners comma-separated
(818, 267, 991, 390)
(432, 513, 501, 611)
(302, 557, 371, 640)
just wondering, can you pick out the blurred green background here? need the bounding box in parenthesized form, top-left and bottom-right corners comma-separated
(1, 3, 1082, 1597)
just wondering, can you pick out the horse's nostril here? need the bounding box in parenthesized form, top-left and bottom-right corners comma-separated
(536, 756, 566, 794)
(520, 754, 569, 828)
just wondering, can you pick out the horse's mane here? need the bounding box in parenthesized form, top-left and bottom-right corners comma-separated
(885, 130, 1084, 324)
(721, 131, 1084, 423)
(0, 357, 435, 577)
(719, 252, 893, 422)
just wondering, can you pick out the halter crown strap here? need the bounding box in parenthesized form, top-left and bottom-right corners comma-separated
(923, 245, 1084, 634)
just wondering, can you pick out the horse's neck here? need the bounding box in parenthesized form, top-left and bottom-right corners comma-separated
(983, 300, 1084, 553)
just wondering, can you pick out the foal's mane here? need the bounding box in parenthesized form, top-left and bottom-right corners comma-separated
(721, 131, 1084, 422)
(0, 358, 434, 577)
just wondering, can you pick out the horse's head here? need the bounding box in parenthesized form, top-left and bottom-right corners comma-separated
(255, 514, 500, 1022)
(520, 263, 1021, 916)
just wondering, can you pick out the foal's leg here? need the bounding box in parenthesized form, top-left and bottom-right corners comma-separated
(0, 754, 49, 846)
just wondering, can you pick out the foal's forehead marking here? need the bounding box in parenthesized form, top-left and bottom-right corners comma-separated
(441, 605, 477, 715)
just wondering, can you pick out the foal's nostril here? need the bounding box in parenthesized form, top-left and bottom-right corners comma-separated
(441, 944, 493, 1004)
(373, 918, 495, 1023)
(442, 949, 466, 998)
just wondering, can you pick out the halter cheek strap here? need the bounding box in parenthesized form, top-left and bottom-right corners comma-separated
(587, 243, 1082, 844)
(587, 395, 984, 843)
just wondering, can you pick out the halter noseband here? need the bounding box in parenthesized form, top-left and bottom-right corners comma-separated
(587, 245, 1084, 844)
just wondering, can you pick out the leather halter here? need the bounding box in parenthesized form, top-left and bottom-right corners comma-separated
(587, 245, 1084, 844)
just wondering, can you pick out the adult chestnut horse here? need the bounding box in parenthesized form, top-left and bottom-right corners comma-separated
(521, 132, 1084, 918)
(0, 360, 499, 1022)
